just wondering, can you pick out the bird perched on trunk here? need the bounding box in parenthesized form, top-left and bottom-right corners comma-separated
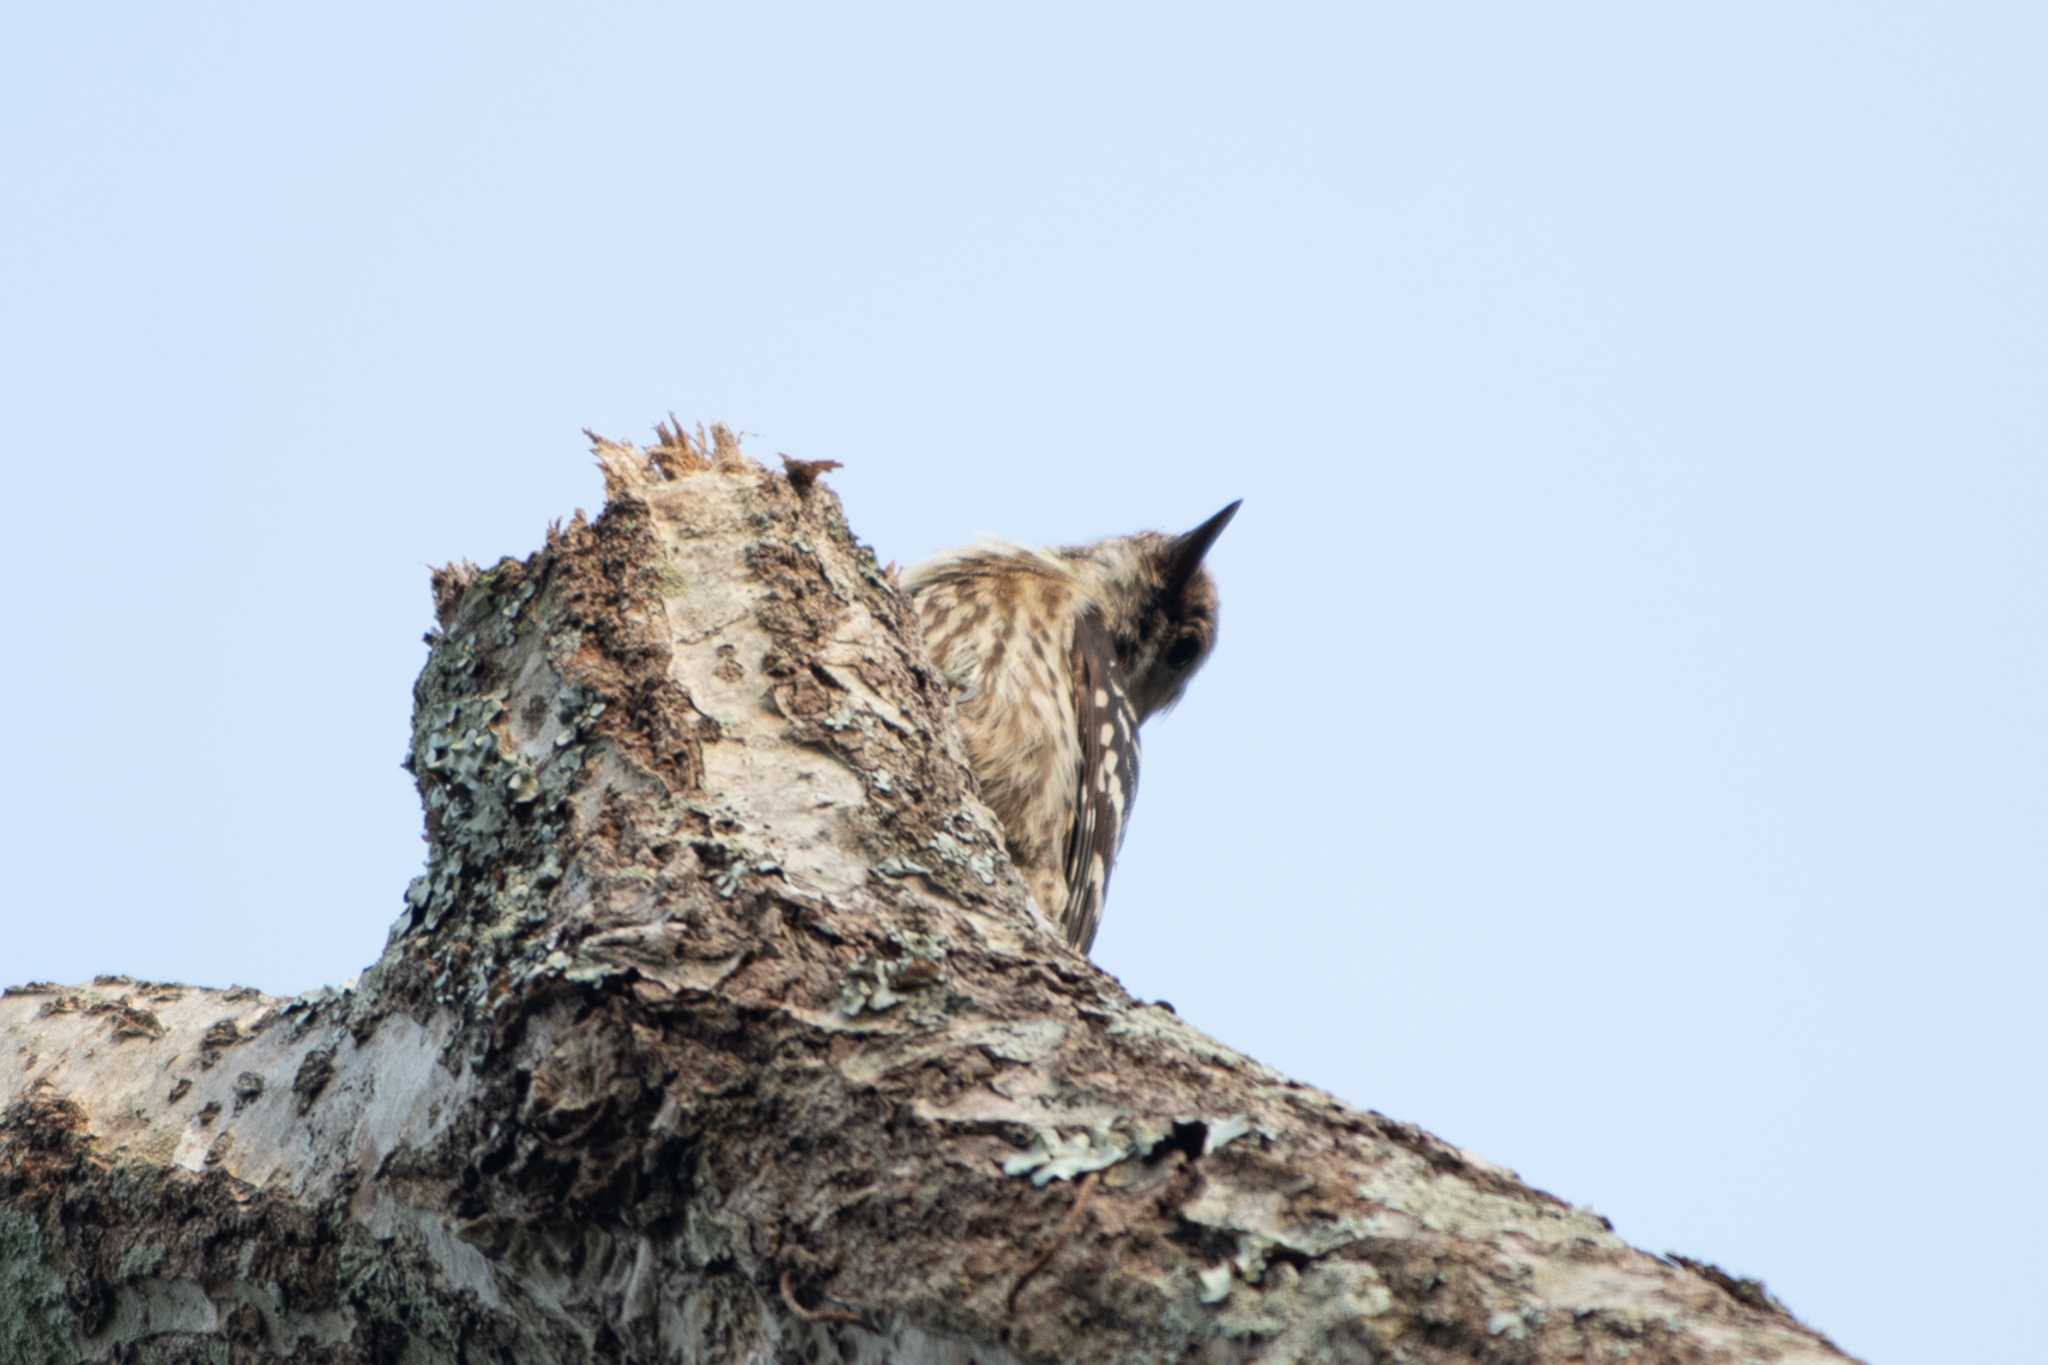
(904, 502, 1240, 953)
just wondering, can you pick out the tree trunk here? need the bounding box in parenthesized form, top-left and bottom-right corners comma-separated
(0, 427, 1859, 1364)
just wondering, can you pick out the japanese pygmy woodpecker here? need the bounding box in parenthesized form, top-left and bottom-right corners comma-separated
(905, 501, 1239, 952)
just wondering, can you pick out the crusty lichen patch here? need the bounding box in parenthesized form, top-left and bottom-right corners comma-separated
(0, 1210, 71, 1365)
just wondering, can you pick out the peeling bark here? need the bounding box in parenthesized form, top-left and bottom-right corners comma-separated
(1, 426, 1861, 1364)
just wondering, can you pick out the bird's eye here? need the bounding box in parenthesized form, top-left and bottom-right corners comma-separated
(1164, 635, 1202, 670)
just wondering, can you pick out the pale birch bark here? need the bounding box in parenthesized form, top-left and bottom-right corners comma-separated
(0, 428, 1859, 1364)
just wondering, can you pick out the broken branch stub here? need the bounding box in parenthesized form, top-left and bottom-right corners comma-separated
(0, 426, 1859, 1363)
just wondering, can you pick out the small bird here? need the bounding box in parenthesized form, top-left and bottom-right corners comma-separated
(904, 502, 1240, 952)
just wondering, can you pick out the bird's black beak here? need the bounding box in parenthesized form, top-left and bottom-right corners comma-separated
(1163, 499, 1242, 599)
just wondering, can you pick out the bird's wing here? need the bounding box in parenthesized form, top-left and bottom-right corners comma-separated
(1063, 611, 1141, 953)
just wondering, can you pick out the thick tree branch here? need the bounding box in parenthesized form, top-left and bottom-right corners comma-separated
(1, 426, 1858, 1363)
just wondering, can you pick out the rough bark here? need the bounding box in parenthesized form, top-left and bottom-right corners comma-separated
(0, 426, 1860, 1364)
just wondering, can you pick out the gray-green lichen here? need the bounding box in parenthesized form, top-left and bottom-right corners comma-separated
(328, 1225, 494, 1364)
(0, 1211, 72, 1365)
(924, 825, 1000, 887)
(396, 654, 581, 955)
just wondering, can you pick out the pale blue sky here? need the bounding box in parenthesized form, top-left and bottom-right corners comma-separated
(5, 5, 2043, 1360)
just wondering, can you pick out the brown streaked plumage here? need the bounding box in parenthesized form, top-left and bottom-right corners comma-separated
(904, 502, 1239, 952)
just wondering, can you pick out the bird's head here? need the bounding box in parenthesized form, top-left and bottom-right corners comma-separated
(1065, 500, 1241, 721)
